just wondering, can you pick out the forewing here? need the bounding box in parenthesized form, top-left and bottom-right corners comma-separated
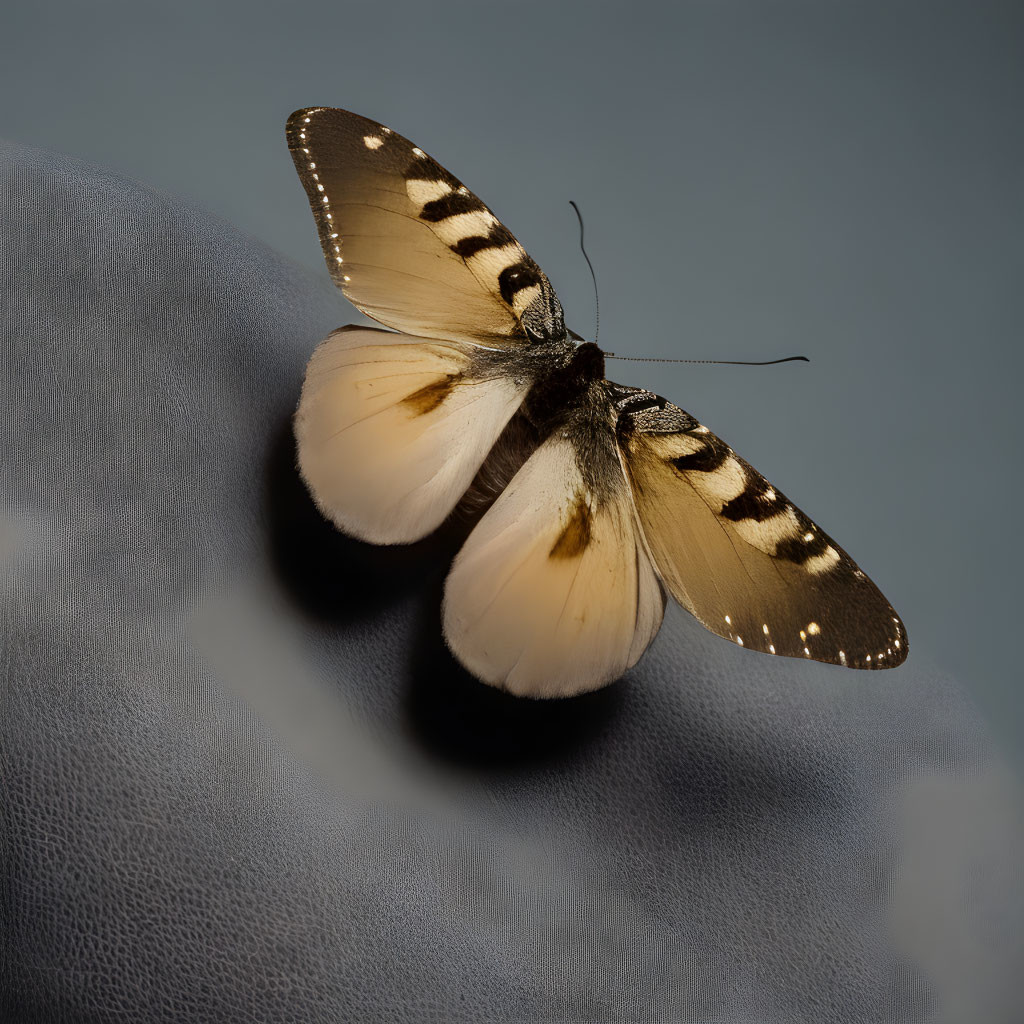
(295, 327, 528, 544)
(286, 107, 565, 345)
(612, 385, 907, 669)
(443, 427, 666, 698)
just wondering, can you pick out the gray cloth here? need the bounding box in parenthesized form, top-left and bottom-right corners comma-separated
(2, 140, 1021, 1023)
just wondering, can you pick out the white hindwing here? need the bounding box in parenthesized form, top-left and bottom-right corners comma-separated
(442, 435, 665, 698)
(294, 326, 526, 544)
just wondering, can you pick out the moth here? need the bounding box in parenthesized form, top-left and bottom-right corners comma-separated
(286, 106, 907, 698)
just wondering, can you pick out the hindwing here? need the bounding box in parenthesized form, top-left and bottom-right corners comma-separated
(295, 327, 528, 544)
(443, 394, 665, 697)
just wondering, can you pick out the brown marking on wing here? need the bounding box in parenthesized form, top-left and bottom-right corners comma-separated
(549, 492, 592, 559)
(402, 372, 463, 415)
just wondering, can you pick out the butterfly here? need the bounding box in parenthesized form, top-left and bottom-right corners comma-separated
(285, 106, 907, 698)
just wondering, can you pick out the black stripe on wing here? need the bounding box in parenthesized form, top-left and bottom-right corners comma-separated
(397, 135, 564, 339)
(286, 107, 567, 344)
(612, 382, 908, 669)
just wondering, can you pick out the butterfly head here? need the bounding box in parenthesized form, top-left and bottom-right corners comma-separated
(568, 340, 606, 382)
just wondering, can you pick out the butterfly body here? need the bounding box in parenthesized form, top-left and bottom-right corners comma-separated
(287, 107, 907, 696)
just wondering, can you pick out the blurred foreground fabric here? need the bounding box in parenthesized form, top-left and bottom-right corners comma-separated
(1, 140, 1021, 1023)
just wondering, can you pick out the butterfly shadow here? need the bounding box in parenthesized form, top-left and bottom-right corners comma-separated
(402, 577, 628, 774)
(264, 413, 465, 623)
(263, 413, 621, 771)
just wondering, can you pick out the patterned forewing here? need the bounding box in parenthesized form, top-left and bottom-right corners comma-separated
(286, 107, 564, 345)
(611, 385, 907, 669)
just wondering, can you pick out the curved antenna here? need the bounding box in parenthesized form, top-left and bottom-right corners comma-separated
(605, 354, 809, 365)
(569, 201, 598, 346)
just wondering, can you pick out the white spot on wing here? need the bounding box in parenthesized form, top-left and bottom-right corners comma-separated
(649, 433, 703, 459)
(804, 546, 841, 575)
(690, 455, 746, 505)
(363, 135, 384, 150)
(406, 178, 453, 208)
(731, 505, 801, 554)
(510, 283, 542, 316)
(429, 209, 499, 247)
(463, 242, 524, 278)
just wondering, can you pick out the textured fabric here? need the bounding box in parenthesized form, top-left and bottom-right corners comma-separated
(2, 140, 1021, 1023)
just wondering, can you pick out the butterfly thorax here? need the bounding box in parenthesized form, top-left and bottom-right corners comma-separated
(515, 341, 624, 498)
(519, 341, 605, 430)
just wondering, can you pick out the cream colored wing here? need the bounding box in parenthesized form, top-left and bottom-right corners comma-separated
(442, 432, 666, 698)
(611, 385, 907, 669)
(287, 107, 565, 346)
(295, 327, 528, 544)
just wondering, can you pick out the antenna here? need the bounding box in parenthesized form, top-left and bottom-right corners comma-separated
(605, 354, 809, 366)
(569, 201, 598, 346)
(568, 201, 807, 368)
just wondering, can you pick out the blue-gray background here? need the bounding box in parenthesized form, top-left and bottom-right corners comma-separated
(3, 0, 1021, 756)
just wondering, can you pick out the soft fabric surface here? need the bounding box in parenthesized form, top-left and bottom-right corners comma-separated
(2, 140, 1020, 1023)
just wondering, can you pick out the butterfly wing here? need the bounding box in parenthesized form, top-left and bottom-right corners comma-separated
(442, 400, 665, 698)
(611, 385, 907, 669)
(288, 107, 576, 544)
(286, 107, 565, 346)
(295, 326, 527, 544)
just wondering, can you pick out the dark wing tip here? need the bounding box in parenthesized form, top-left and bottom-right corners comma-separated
(286, 106, 387, 140)
(285, 107, 324, 142)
